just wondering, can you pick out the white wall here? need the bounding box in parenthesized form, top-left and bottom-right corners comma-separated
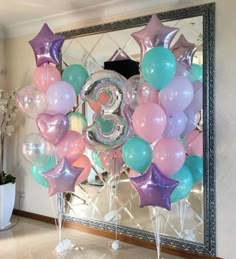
(4, 0, 236, 258)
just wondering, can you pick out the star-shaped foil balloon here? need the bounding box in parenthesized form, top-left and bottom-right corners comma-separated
(131, 14, 179, 59)
(42, 158, 83, 196)
(130, 164, 179, 210)
(171, 34, 197, 69)
(29, 23, 65, 67)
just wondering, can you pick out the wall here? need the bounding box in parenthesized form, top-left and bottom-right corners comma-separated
(4, 0, 236, 258)
(0, 39, 6, 88)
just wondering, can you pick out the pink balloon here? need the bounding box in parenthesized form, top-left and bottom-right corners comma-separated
(56, 130, 85, 164)
(99, 150, 123, 174)
(184, 130, 203, 157)
(132, 103, 166, 143)
(160, 76, 194, 116)
(153, 138, 185, 176)
(46, 81, 76, 115)
(164, 112, 187, 138)
(185, 80, 203, 114)
(72, 155, 92, 184)
(36, 113, 69, 145)
(33, 63, 61, 93)
(137, 82, 159, 105)
(16, 85, 47, 119)
(175, 62, 191, 79)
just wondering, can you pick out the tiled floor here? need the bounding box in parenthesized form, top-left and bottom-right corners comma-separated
(0, 216, 183, 259)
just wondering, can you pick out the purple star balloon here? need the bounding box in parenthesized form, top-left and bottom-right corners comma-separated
(130, 164, 179, 210)
(29, 23, 64, 67)
(171, 34, 197, 69)
(131, 14, 179, 59)
(42, 158, 83, 196)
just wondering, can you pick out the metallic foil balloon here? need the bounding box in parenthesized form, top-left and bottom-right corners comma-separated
(29, 23, 64, 67)
(16, 85, 47, 119)
(130, 163, 179, 210)
(36, 113, 69, 145)
(171, 34, 197, 69)
(42, 158, 84, 196)
(22, 133, 54, 167)
(80, 70, 133, 152)
(131, 14, 179, 59)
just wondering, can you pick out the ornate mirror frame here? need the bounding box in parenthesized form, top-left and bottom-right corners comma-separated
(59, 3, 216, 257)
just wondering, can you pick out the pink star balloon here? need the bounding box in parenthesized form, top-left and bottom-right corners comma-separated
(130, 163, 179, 210)
(131, 14, 179, 59)
(42, 158, 83, 196)
(171, 34, 197, 69)
(29, 23, 64, 67)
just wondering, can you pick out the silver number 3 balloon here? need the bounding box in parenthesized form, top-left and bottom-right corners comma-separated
(80, 70, 132, 152)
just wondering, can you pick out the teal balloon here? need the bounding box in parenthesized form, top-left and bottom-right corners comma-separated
(30, 156, 57, 187)
(91, 151, 104, 170)
(96, 116, 114, 135)
(141, 46, 176, 90)
(190, 64, 203, 83)
(62, 64, 89, 94)
(122, 136, 152, 173)
(170, 165, 193, 203)
(185, 155, 203, 184)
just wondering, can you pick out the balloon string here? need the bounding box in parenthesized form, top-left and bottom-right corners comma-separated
(150, 207, 161, 259)
(57, 193, 64, 243)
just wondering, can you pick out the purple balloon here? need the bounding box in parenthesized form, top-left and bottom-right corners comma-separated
(46, 81, 76, 115)
(36, 113, 69, 145)
(185, 80, 203, 114)
(164, 112, 187, 138)
(160, 76, 194, 116)
(175, 62, 191, 79)
(130, 163, 179, 210)
(181, 111, 199, 137)
(29, 23, 64, 67)
(42, 158, 83, 196)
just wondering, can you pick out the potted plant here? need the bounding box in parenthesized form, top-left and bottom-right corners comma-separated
(0, 90, 17, 229)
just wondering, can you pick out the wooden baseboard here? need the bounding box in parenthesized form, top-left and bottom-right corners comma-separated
(13, 209, 221, 259)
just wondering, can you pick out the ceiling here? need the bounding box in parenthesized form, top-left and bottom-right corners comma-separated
(0, 0, 199, 38)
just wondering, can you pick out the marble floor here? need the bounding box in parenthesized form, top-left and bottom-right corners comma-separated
(0, 216, 184, 259)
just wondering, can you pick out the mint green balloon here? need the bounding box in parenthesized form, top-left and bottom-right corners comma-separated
(170, 165, 193, 203)
(185, 155, 203, 184)
(62, 64, 89, 94)
(190, 64, 203, 83)
(122, 137, 152, 173)
(141, 46, 176, 90)
(30, 156, 57, 187)
(91, 151, 104, 170)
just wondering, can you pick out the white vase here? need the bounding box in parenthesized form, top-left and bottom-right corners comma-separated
(0, 183, 16, 229)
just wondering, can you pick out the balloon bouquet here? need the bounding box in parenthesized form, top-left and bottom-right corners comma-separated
(15, 13, 204, 257)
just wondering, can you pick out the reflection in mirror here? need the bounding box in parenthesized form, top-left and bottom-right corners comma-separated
(60, 3, 215, 257)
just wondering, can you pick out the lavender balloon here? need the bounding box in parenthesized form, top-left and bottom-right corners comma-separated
(181, 111, 199, 137)
(130, 163, 179, 210)
(164, 112, 187, 138)
(185, 80, 203, 114)
(46, 81, 76, 115)
(42, 158, 83, 196)
(160, 76, 194, 116)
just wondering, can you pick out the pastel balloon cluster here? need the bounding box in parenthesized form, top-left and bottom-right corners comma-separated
(17, 23, 91, 195)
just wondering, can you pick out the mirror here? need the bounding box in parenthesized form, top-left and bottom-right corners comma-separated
(59, 3, 215, 256)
